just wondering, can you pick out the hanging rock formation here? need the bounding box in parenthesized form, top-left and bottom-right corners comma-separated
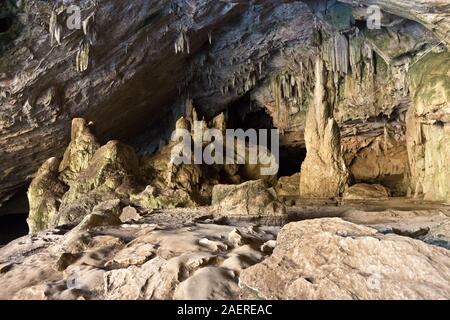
(300, 57, 350, 198)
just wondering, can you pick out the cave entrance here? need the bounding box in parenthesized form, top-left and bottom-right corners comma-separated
(224, 93, 307, 178)
(0, 189, 29, 245)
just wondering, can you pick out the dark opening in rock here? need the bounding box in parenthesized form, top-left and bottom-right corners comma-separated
(0, 16, 13, 34)
(227, 93, 274, 131)
(0, 189, 29, 245)
(279, 146, 306, 178)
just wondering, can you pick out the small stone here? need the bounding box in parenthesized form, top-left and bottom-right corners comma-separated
(120, 206, 141, 223)
(260, 240, 277, 254)
(228, 229, 244, 247)
(198, 238, 228, 251)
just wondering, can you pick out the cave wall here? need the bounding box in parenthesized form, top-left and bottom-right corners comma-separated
(406, 52, 450, 202)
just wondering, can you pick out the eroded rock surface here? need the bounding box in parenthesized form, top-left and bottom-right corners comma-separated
(240, 218, 450, 300)
(0, 209, 280, 300)
(2, 208, 449, 300)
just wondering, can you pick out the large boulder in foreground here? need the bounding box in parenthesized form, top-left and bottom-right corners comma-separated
(240, 218, 450, 300)
(212, 180, 286, 217)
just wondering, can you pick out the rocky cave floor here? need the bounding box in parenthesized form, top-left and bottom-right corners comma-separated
(1, 198, 449, 300)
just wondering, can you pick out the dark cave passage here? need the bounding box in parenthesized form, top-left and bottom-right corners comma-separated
(226, 93, 274, 131)
(0, 189, 29, 245)
(278, 146, 306, 178)
(225, 93, 306, 178)
(0, 16, 13, 33)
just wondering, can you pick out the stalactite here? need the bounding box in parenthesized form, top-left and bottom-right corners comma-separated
(76, 41, 90, 72)
(185, 97, 194, 122)
(384, 124, 388, 151)
(49, 8, 63, 46)
(329, 33, 349, 89)
(175, 31, 189, 54)
(349, 31, 362, 79)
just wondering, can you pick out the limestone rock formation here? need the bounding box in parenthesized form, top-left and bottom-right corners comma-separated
(58, 118, 100, 185)
(406, 52, 450, 202)
(300, 57, 350, 198)
(338, 0, 450, 48)
(240, 218, 450, 300)
(0, 0, 316, 205)
(25, 117, 144, 232)
(27, 157, 68, 234)
(342, 183, 391, 201)
(53, 140, 141, 229)
(71, 199, 123, 232)
(212, 180, 286, 217)
(2, 208, 449, 300)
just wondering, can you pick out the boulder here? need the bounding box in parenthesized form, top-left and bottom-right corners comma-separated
(71, 199, 123, 232)
(275, 173, 301, 197)
(342, 183, 391, 201)
(212, 180, 286, 217)
(119, 206, 141, 223)
(240, 218, 450, 300)
(130, 186, 196, 210)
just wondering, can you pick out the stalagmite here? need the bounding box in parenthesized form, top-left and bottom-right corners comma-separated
(300, 57, 350, 198)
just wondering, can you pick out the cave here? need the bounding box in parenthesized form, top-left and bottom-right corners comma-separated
(0, 0, 449, 301)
